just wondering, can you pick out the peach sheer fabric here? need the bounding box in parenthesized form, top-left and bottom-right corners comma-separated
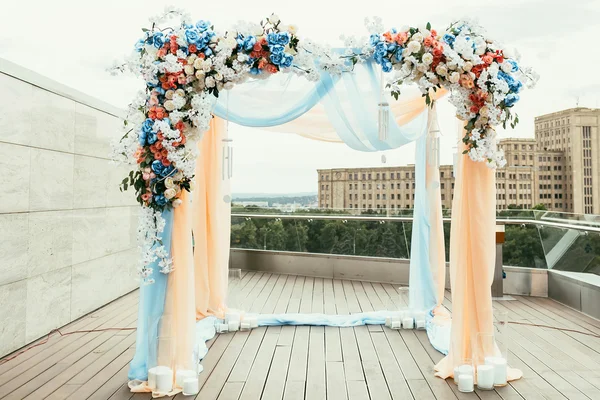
(264, 88, 448, 141)
(192, 117, 231, 319)
(434, 121, 522, 381)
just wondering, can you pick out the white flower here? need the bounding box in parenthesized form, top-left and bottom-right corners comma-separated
(164, 100, 175, 111)
(407, 41, 421, 54)
(164, 188, 177, 199)
(195, 70, 205, 80)
(165, 90, 174, 100)
(164, 177, 175, 188)
(435, 64, 448, 76)
(449, 72, 460, 84)
(224, 81, 235, 90)
(189, 180, 196, 191)
(193, 58, 204, 69)
(184, 65, 195, 75)
(501, 61, 512, 73)
(287, 24, 299, 34)
(479, 106, 489, 117)
(173, 171, 183, 181)
(412, 32, 424, 43)
(269, 14, 280, 25)
(205, 76, 216, 88)
(463, 61, 473, 72)
(422, 53, 434, 65)
(173, 198, 183, 208)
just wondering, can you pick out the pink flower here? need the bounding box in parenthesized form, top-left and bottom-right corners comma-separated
(482, 55, 494, 65)
(141, 192, 152, 202)
(142, 172, 150, 180)
(424, 36, 434, 47)
(149, 95, 159, 106)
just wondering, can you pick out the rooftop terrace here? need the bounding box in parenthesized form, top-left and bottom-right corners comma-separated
(2, 270, 600, 400)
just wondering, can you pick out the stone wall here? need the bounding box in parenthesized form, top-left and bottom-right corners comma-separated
(0, 58, 140, 357)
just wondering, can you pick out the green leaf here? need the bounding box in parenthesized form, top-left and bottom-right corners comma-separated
(426, 22, 431, 31)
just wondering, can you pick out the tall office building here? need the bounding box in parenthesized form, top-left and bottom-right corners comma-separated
(318, 108, 600, 214)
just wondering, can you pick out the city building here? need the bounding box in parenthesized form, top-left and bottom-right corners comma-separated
(318, 108, 600, 214)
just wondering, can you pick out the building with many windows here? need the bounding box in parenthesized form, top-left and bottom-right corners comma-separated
(318, 108, 600, 214)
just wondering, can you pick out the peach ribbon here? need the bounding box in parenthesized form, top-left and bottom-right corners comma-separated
(434, 121, 522, 381)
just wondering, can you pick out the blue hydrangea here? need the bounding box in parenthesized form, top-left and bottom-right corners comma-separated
(196, 20, 211, 32)
(152, 32, 165, 48)
(443, 34, 455, 47)
(504, 93, 520, 107)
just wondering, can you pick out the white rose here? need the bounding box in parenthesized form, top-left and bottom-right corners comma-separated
(435, 65, 447, 76)
(412, 32, 424, 43)
(205, 76, 215, 88)
(215, 72, 223, 81)
(417, 63, 428, 73)
(189, 180, 195, 191)
(175, 89, 185, 98)
(195, 70, 205, 80)
(463, 61, 473, 72)
(193, 58, 204, 69)
(501, 61, 512, 73)
(187, 54, 197, 64)
(287, 24, 299, 34)
(202, 63, 212, 72)
(164, 177, 175, 188)
(422, 53, 434, 65)
(184, 65, 195, 76)
(164, 188, 177, 199)
(269, 14, 280, 25)
(407, 41, 421, 54)
(479, 106, 489, 117)
(173, 171, 184, 181)
(172, 198, 183, 208)
(217, 81, 224, 91)
(449, 72, 460, 84)
(165, 90, 174, 100)
(164, 100, 175, 111)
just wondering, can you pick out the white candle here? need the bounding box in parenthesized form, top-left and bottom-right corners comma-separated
(155, 366, 173, 393)
(240, 321, 251, 331)
(415, 319, 426, 330)
(458, 374, 474, 392)
(485, 357, 508, 386)
(385, 316, 392, 327)
(225, 312, 240, 322)
(247, 316, 259, 328)
(147, 367, 158, 390)
(458, 364, 473, 376)
(391, 320, 401, 329)
(175, 369, 196, 388)
(183, 377, 200, 395)
(477, 365, 495, 390)
(453, 366, 460, 385)
(228, 320, 240, 332)
(216, 323, 228, 333)
(402, 317, 414, 329)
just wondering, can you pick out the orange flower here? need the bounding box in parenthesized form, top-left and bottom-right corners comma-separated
(424, 36, 434, 47)
(161, 158, 171, 166)
(258, 58, 268, 69)
(189, 44, 198, 53)
(396, 32, 408, 45)
(265, 63, 278, 74)
(157, 48, 167, 58)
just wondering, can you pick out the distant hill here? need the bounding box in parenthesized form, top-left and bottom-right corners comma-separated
(232, 193, 317, 207)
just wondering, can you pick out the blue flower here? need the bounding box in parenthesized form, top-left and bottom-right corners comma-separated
(154, 87, 165, 95)
(151, 160, 167, 176)
(276, 32, 290, 46)
(270, 45, 285, 54)
(269, 52, 284, 65)
(375, 42, 388, 58)
(281, 54, 293, 68)
(146, 132, 157, 145)
(370, 34, 381, 46)
(204, 47, 213, 57)
(152, 32, 165, 49)
(382, 59, 393, 73)
(196, 20, 211, 32)
(238, 35, 256, 51)
(508, 60, 519, 72)
(154, 195, 167, 206)
(267, 33, 279, 45)
(185, 29, 200, 45)
(498, 71, 522, 93)
(393, 47, 404, 62)
(250, 67, 260, 75)
(135, 39, 145, 52)
(141, 118, 154, 134)
(443, 34, 455, 47)
(504, 93, 520, 107)
(138, 132, 147, 146)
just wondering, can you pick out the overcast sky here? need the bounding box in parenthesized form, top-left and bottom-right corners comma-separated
(2, 0, 600, 194)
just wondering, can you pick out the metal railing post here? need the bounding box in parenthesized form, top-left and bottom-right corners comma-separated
(493, 224, 505, 297)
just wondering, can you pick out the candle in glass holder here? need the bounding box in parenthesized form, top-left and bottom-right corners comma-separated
(228, 320, 240, 332)
(402, 317, 414, 329)
(477, 364, 495, 390)
(225, 312, 240, 323)
(458, 374, 474, 392)
(485, 357, 508, 386)
(391, 320, 401, 329)
(183, 377, 200, 395)
(240, 321, 251, 331)
(148, 367, 158, 390)
(155, 366, 173, 393)
(453, 366, 460, 385)
(216, 323, 228, 333)
(385, 316, 392, 327)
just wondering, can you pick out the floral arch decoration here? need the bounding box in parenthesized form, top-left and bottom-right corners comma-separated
(112, 7, 537, 281)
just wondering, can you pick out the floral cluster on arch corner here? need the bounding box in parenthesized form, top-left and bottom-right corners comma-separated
(370, 19, 538, 168)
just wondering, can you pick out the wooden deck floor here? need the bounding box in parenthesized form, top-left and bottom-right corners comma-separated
(2, 271, 600, 400)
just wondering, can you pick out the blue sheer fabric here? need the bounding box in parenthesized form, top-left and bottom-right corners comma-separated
(128, 209, 174, 381)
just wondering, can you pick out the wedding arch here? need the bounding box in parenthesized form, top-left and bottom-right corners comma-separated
(112, 6, 537, 396)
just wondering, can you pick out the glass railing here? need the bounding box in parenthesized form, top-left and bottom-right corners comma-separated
(230, 209, 600, 275)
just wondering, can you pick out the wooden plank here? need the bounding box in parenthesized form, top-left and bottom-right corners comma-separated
(197, 333, 236, 390)
(283, 380, 305, 400)
(325, 327, 342, 362)
(250, 273, 280, 314)
(0, 309, 138, 399)
(351, 281, 373, 313)
(107, 382, 134, 400)
(354, 325, 390, 400)
(196, 330, 251, 400)
(228, 328, 267, 382)
(278, 325, 296, 348)
(247, 273, 275, 313)
(274, 275, 297, 314)
(339, 327, 364, 382)
(299, 277, 314, 314)
(238, 327, 280, 400)
(382, 328, 424, 381)
(361, 282, 385, 311)
(323, 278, 337, 315)
(347, 380, 370, 400)
(0, 291, 137, 377)
(287, 326, 309, 382)
(86, 362, 131, 400)
(261, 274, 289, 314)
(305, 326, 326, 400)
(217, 382, 244, 400)
(370, 331, 413, 399)
(326, 361, 348, 400)
(333, 279, 349, 315)
(286, 276, 305, 314)
(261, 345, 292, 400)
(312, 277, 324, 314)
(342, 280, 361, 314)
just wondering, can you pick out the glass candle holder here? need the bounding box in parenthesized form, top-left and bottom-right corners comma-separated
(457, 358, 474, 393)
